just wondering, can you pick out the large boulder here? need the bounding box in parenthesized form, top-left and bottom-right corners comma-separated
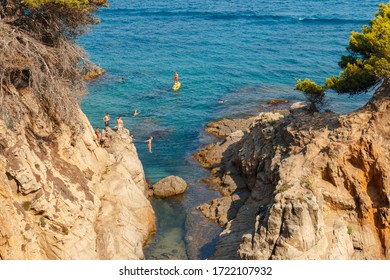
(153, 176, 188, 198)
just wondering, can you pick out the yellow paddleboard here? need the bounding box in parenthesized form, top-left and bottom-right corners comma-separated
(172, 81, 181, 91)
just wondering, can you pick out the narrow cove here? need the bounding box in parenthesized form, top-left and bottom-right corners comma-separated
(79, 0, 378, 260)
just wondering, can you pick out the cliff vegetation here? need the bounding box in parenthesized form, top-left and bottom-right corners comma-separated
(0, 0, 107, 132)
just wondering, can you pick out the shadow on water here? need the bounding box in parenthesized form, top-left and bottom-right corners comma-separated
(185, 205, 222, 260)
(183, 180, 223, 260)
(199, 236, 220, 260)
(144, 195, 188, 260)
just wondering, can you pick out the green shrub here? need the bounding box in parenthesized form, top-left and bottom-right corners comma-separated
(276, 183, 293, 193)
(347, 225, 353, 235)
(39, 216, 46, 227)
(295, 79, 325, 112)
(300, 177, 316, 194)
(22, 201, 32, 211)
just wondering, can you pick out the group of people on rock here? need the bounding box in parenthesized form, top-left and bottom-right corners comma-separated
(95, 112, 113, 148)
(95, 112, 153, 153)
(95, 126, 110, 148)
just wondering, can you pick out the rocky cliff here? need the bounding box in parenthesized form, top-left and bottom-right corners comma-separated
(0, 87, 155, 259)
(195, 81, 390, 259)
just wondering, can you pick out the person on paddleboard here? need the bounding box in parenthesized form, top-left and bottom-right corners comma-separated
(174, 71, 179, 83)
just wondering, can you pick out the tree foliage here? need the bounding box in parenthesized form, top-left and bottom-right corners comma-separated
(24, 0, 89, 8)
(295, 2, 390, 110)
(0, 0, 107, 132)
(294, 78, 325, 112)
(1, 0, 108, 45)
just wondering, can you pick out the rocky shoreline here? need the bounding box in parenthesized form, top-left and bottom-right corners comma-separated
(194, 84, 390, 260)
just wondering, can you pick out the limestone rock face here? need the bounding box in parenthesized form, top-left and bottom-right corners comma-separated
(196, 83, 390, 260)
(0, 93, 155, 259)
(152, 176, 188, 198)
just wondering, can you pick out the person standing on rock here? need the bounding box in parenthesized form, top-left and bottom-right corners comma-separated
(95, 127, 100, 144)
(103, 112, 110, 127)
(101, 126, 110, 148)
(116, 116, 124, 131)
(145, 136, 153, 153)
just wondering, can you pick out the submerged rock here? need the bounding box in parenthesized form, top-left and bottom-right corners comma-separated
(266, 99, 289, 105)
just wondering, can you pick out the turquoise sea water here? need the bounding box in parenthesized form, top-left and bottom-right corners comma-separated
(80, 0, 380, 259)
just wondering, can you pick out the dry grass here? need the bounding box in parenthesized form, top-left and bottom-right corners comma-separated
(0, 22, 86, 132)
(276, 183, 293, 193)
(300, 177, 316, 194)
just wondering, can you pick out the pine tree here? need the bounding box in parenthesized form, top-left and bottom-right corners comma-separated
(295, 3, 390, 110)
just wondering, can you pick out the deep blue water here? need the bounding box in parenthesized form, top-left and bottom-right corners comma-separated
(80, 0, 380, 259)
